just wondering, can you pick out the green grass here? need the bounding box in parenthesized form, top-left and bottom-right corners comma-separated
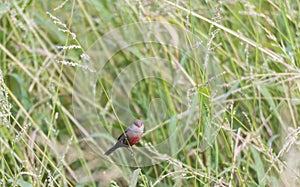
(1, 0, 300, 186)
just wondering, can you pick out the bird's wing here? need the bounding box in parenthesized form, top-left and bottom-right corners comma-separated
(117, 129, 129, 144)
(117, 133, 125, 140)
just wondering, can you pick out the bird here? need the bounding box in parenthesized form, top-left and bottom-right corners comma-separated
(104, 120, 144, 156)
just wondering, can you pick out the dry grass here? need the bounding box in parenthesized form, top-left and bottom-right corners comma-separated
(0, 0, 300, 186)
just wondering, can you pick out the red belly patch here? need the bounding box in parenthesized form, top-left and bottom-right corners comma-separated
(129, 137, 140, 145)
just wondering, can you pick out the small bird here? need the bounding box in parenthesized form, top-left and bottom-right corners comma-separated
(104, 120, 144, 156)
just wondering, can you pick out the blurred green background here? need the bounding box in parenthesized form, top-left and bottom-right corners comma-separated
(0, 0, 300, 186)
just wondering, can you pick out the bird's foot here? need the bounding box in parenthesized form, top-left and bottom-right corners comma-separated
(127, 147, 135, 157)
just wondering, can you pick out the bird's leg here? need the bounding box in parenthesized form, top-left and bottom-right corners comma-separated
(124, 134, 134, 156)
(127, 147, 135, 157)
(123, 135, 134, 156)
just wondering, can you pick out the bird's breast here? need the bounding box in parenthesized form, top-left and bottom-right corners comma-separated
(129, 136, 141, 145)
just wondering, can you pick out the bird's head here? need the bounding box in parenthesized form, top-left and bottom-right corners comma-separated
(133, 120, 143, 128)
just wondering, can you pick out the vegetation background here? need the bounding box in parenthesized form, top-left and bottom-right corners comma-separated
(0, 0, 299, 186)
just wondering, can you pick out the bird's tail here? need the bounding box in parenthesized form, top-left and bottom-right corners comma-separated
(105, 142, 127, 155)
(104, 144, 119, 155)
